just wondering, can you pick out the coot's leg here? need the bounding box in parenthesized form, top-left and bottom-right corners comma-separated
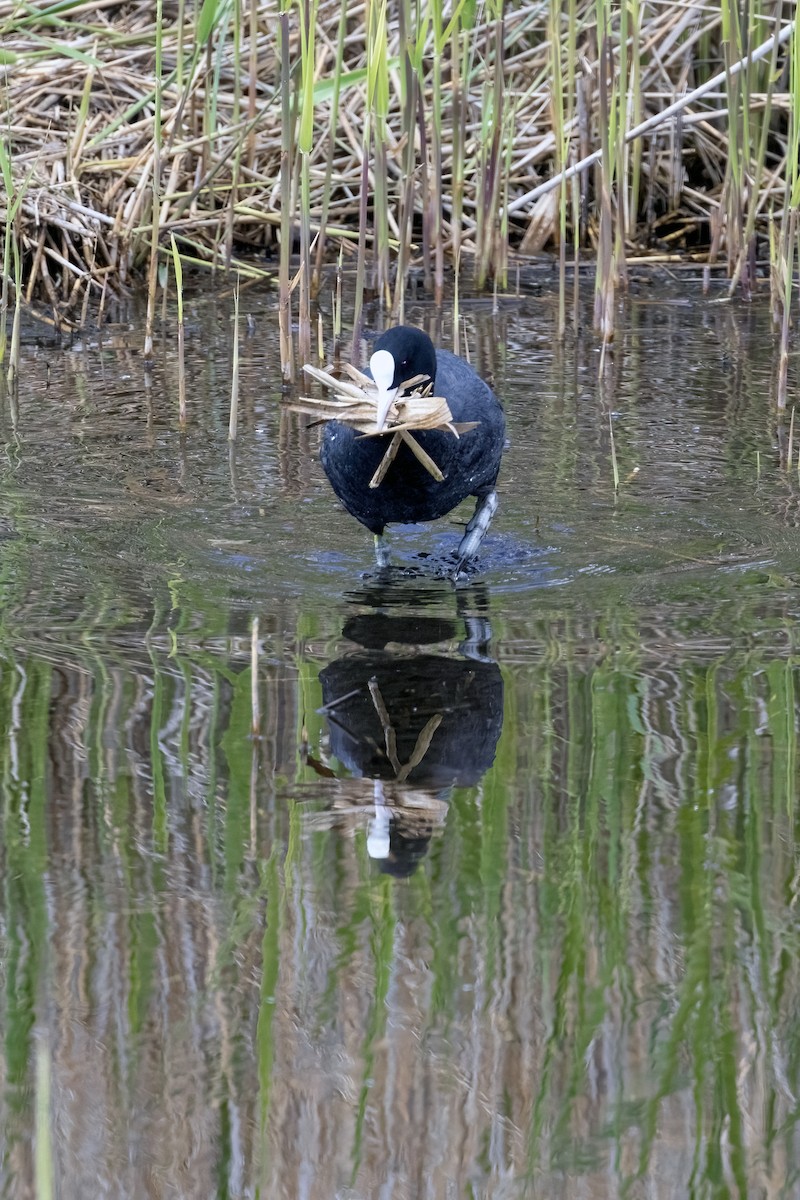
(367, 780, 391, 861)
(374, 532, 391, 568)
(459, 615, 494, 663)
(454, 491, 498, 574)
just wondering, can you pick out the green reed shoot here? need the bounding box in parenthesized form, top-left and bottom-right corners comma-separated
(203, 7, 226, 178)
(729, 14, 781, 299)
(393, 0, 417, 321)
(475, 2, 505, 290)
(428, 4, 449, 302)
(0, 137, 26, 386)
(278, 2, 294, 378)
(615, 0, 628, 286)
(625, 0, 642, 245)
(720, 0, 747, 275)
(312, 0, 348, 294)
(448, 6, 474, 290)
(567, 0, 581, 326)
(593, 0, 617, 349)
(549, 0, 568, 337)
(143, 0, 164, 361)
(225, 0, 244, 269)
(6, 224, 21, 390)
(297, 0, 318, 366)
(352, 0, 389, 340)
(370, 0, 391, 306)
(498, 108, 513, 291)
(66, 60, 94, 187)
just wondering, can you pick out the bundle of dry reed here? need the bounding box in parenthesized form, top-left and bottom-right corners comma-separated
(297, 363, 476, 487)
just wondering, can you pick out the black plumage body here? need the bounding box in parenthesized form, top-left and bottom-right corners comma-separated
(320, 332, 505, 543)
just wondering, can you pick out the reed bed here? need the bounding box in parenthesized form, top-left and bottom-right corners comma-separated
(0, 0, 798, 339)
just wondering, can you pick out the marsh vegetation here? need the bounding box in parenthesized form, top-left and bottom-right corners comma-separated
(1, 2, 799, 373)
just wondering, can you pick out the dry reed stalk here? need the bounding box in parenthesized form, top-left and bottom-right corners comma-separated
(229, 272, 241, 438)
(250, 616, 260, 736)
(170, 233, 187, 424)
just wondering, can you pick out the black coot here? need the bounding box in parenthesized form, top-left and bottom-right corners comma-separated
(320, 326, 505, 569)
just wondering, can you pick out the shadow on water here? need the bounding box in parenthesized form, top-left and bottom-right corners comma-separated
(0, 285, 798, 1197)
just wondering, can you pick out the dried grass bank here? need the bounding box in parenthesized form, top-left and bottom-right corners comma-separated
(0, 1, 798, 336)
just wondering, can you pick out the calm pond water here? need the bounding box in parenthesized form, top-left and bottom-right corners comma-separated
(0, 279, 798, 1200)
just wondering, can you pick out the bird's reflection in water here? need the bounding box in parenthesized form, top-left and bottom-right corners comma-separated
(310, 583, 504, 875)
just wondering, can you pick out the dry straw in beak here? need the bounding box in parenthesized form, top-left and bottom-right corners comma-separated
(297, 362, 478, 487)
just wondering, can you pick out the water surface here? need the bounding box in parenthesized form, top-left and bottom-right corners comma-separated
(0, 282, 798, 1199)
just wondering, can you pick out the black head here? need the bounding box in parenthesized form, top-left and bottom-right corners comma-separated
(372, 326, 437, 392)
